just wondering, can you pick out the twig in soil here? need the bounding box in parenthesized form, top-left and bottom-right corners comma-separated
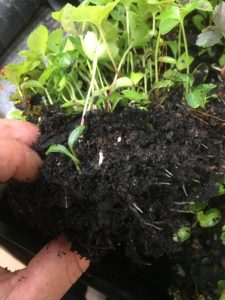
(170, 208, 194, 214)
(156, 182, 171, 186)
(191, 114, 209, 125)
(132, 202, 143, 214)
(200, 144, 208, 149)
(164, 169, 174, 177)
(129, 205, 163, 231)
(173, 201, 195, 206)
(193, 179, 201, 183)
(191, 109, 225, 123)
(181, 184, 188, 197)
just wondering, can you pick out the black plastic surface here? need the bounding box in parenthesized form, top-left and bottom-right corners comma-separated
(0, 0, 44, 55)
(13, 0, 36, 23)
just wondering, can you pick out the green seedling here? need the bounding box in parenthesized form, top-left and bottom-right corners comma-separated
(46, 125, 85, 171)
(2, 0, 217, 116)
(186, 83, 216, 108)
(197, 208, 221, 228)
(173, 225, 191, 243)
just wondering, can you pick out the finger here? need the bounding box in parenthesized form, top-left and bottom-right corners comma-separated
(7, 237, 90, 300)
(0, 139, 42, 182)
(0, 119, 40, 146)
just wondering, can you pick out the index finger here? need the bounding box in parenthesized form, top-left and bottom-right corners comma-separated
(0, 119, 40, 146)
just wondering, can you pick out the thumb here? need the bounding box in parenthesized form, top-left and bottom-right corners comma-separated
(7, 236, 90, 300)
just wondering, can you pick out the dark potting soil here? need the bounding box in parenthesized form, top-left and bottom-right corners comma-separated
(5, 88, 225, 262)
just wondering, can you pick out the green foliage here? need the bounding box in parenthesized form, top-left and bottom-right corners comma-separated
(196, 2, 225, 47)
(2, 0, 219, 114)
(27, 25, 48, 54)
(173, 226, 191, 243)
(197, 208, 221, 228)
(186, 83, 216, 108)
(218, 280, 225, 300)
(6, 110, 26, 121)
(217, 177, 225, 196)
(46, 125, 85, 171)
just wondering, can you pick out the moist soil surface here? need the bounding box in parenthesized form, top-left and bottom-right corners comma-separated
(4, 88, 225, 298)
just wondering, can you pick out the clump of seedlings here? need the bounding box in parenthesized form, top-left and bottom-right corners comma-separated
(1, 0, 225, 298)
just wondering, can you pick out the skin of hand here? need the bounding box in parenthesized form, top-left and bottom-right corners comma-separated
(0, 119, 89, 300)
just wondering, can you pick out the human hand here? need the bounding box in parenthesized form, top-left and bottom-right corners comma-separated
(0, 119, 89, 300)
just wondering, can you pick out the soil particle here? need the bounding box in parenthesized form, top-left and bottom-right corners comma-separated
(5, 90, 225, 264)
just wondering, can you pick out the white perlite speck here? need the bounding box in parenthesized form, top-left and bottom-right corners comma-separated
(98, 150, 104, 165)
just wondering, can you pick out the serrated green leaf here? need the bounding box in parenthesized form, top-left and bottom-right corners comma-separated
(68, 125, 85, 154)
(71, 1, 119, 27)
(197, 209, 221, 228)
(48, 28, 63, 53)
(21, 80, 44, 90)
(27, 25, 48, 54)
(62, 4, 81, 35)
(4, 61, 40, 86)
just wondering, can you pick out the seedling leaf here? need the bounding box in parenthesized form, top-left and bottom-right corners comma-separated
(46, 144, 74, 159)
(114, 77, 133, 90)
(27, 25, 48, 54)
(158, 56, 176, 64)
(196, 29, 222, 48)
(160, 19, 179, 35)
(21, 80, 44, 90)
(213, 2, 225, 30)
(48, 28, 63, 53)
(71, 1, 119, 27)
(122, 90, 147, 101)
(186, 89, 202, 108)
(173, 226, 191, 243)
(197, 208, 221, 228)
(130, 72, 144, 85)
(68, 125, 85, 154)
(176, 53, 194, 71)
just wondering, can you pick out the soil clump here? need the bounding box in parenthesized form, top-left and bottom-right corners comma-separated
(5, 89, 225, 264)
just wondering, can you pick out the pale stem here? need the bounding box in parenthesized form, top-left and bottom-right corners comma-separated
(81, 53, 98, 125)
